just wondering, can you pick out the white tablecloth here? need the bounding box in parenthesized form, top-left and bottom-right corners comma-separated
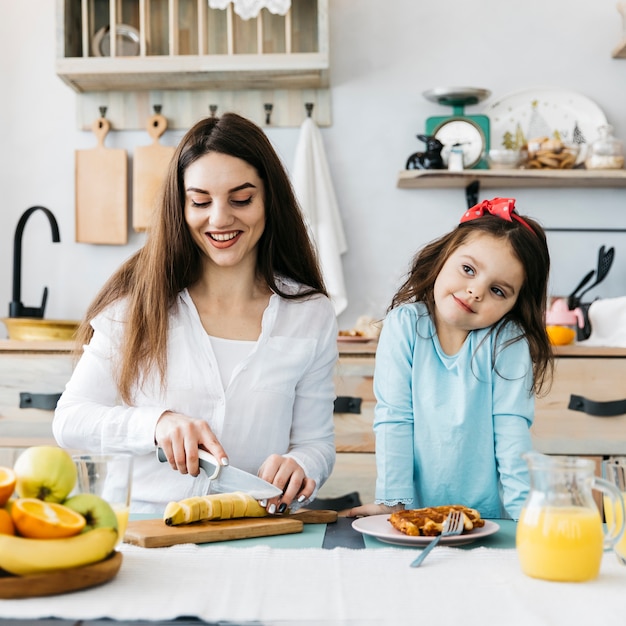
(1, 543, 625, 625)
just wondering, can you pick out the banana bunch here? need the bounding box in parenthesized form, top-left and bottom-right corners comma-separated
(0, 526, 118, 576)
(164, 491, 267, 526)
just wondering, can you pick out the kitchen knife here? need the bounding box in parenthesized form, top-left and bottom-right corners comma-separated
(156, 447, 282, 500)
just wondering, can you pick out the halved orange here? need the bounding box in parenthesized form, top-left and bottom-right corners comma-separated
(0, 508, 15, 535)
(11, 498, 86, 538)
(546, 325, 576, 346)
(0, 466, 16, 507)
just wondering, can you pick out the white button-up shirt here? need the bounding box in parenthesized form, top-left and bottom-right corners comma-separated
(53, 280, 338, 514)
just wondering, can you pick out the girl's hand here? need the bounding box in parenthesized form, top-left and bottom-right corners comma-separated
(257, 454, 315, 514)
(342, 503, 405, 518)
(155, 411, 228, 477)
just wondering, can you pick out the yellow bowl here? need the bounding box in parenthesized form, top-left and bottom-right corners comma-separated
(1, 318, 79, 341)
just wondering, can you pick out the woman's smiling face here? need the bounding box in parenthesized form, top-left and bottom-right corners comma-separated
(184, 152, 266, 270)
(433, 231, 525, 348)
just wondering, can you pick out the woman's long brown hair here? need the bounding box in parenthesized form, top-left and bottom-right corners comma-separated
(74, 113, 327, 403)
(391, 214, 553, 396)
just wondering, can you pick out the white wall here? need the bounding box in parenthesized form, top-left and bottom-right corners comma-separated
(2, 0, 626, 337)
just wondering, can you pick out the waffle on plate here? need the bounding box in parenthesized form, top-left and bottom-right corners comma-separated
(388, 504, 485, 537)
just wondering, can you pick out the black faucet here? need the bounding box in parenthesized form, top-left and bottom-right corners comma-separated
(9, 206, 61, 319)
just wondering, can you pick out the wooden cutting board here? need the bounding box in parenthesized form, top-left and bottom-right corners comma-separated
(75, 116, 128, 244)
(132, 112, 175, 232)
(124, 509, 338, 548)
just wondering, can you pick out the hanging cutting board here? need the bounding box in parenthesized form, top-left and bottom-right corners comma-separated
(124, 509, 337, 548)
(132, 112, 175, 231)
(75, 116, 128, 244)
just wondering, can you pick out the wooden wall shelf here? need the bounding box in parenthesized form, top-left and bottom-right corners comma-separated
(397, 169, 626, 190)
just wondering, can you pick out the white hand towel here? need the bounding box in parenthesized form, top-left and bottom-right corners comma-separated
(292, 116, 348, 316)
(581, 296, 626, 347)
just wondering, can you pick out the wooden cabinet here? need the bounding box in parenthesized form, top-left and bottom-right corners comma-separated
(533, 346, 626, 455)
(320, 342, 626, 506)
(0, 341, 75, 447)
(56, 0, 329, 92)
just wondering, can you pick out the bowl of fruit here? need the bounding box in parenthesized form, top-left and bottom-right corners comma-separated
(0, 446, 125, 598)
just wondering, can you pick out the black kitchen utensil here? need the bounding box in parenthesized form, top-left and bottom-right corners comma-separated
(571, 245, 615, 341)
(567, 269, 595, 310)
(577, 245, 615, 302)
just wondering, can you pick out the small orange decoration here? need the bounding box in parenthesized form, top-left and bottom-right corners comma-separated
(11, 498, 86, 539)
(0, 466, 16, 507)
(0, 508, 15, 535)
(546, 325, 576, 346)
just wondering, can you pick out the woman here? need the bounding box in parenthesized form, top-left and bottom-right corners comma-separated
(54, 113, 337, 514)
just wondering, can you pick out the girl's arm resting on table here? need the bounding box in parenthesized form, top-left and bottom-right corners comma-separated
(494, 413, 533, 520)
(492, 332, 534, 520)
(351, 307, 418, 516)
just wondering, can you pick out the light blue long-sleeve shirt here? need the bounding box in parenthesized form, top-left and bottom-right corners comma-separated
(373, 302, 534, 519)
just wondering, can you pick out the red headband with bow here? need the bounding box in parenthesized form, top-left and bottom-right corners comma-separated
(460, 197, 535, 234)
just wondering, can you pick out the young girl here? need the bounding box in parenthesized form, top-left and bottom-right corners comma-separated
(349, 198, 553, 520)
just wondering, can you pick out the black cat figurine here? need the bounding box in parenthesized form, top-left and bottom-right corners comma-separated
(405, 134, 445, 170)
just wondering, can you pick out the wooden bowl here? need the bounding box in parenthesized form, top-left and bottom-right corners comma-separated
(0, 551, 122, 598)
(1, 318, 79, 341)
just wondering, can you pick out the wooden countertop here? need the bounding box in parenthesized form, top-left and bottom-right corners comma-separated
(0, 339, 76, 353)
(1, 338, 624, 358)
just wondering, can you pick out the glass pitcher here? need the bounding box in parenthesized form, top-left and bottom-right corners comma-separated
(516, 452, 625, 582)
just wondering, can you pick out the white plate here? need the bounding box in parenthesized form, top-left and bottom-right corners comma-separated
(351, 515, 500, 547)
(92, 24, 140, 57)
(483, 87, 608, 163)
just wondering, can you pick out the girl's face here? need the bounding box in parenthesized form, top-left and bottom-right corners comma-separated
(433, 232, 525, 349)
(184, 152, 266, 271)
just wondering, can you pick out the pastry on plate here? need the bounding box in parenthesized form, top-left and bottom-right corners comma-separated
(388, 504, 485, 537)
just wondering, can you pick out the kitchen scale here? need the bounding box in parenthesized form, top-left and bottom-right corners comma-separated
(423, 87, 491, 169)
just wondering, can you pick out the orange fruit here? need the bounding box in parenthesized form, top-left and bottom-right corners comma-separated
(0, 508, 15, 535)
(11, 498, 86, 539)
(0, 466, 16, 507)
(546, 325, 576, 346)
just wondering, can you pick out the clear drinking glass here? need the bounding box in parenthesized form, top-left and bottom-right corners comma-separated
(71, 453, 133, 546)
(603, 458, 626, 565)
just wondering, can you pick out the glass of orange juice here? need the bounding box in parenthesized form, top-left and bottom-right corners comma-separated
(71, 453, 133, 547)
(602, 458, 626, 565)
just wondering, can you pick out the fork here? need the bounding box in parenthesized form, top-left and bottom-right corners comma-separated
(409, 509, 465, 568)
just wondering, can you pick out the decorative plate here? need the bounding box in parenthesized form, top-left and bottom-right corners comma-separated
(351, 515, 500, 547)
(92, 24, 141, 57)
(482, 87, 608, 163)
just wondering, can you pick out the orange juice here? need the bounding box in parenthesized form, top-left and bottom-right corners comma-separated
(113, 505, 130, 545)
(516, 506, 604, 582)
(603, 492, 626, 562)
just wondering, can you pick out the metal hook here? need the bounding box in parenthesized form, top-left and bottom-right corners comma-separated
(153, 105, 162, 115)
(209, 104, 218, 117)
(99, 106, 108, 118)
(305, 103, 314, 118)
(264, 103, 273, 125)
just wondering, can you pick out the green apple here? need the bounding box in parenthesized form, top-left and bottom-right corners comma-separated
(63, 493, 119, 533)
(13, 446, 77, 503)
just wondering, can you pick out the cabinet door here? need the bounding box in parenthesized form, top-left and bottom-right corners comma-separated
(533, 357, 626, 455)
(334, 356, 375, 453)
(0, 353, 74, 446)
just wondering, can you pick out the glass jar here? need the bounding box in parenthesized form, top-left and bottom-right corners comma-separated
(585, 125, 624, 170)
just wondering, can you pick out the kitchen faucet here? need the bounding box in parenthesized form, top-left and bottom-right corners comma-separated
(9, 205, 60, 319)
